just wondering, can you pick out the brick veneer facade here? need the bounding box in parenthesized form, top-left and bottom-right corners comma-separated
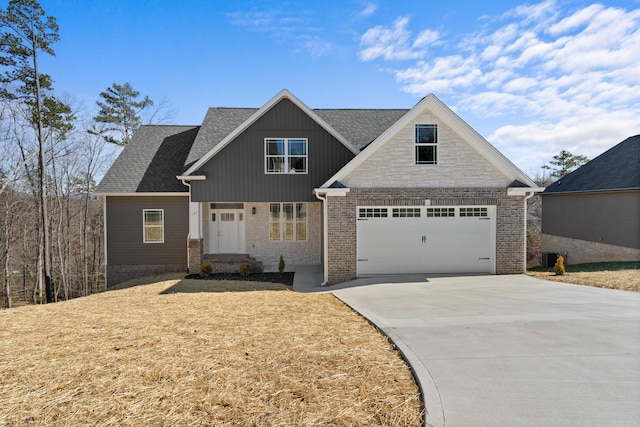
(326, 188, 525, 284)
(187, 238, 203, 274)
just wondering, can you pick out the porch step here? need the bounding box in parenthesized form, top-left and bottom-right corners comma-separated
(201, 254, 263, 274)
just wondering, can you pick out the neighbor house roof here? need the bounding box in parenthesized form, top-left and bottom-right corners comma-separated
(543, 135, 640, 194)
(95, 125, 199, 194)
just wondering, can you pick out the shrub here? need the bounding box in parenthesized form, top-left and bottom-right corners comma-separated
(553, 255, 565, 276)
(278, 255, 285, 274)
(238, 263, 252, 277)
(199, 263, 213, 278)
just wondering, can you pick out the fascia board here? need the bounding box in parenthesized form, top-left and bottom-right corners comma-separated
(183, 89, 359, 176)
(314, 187, 350, 197)
(92, 192, 189, 197)
(321, 93, 538, 189)
(507, 187, 546, 196)
(429, 95, 538, 188)
(176, 175, 206, 181)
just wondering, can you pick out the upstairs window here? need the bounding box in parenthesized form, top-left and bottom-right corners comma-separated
(265, 138, 307, 173)
(415, 124, 438, 165)
(143, 209, 164, 243)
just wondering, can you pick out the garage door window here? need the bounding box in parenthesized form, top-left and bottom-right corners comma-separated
(392, 208, 421, 217)
(426, 207, 455, 217)
(460, 207, 488, 217)
(359, 208, 388, 218)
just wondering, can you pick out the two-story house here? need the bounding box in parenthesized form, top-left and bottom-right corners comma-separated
(95, 89, 542, 287)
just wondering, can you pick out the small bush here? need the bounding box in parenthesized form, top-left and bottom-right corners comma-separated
(199, 263, 213, 278)
(553, 255, 565, 276)
(278, 255, 285, 274)
(238, 263, 252, 277)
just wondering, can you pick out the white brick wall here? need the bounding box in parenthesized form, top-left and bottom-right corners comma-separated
(342, 111, 511, 188)
(245, 202, 322, 269)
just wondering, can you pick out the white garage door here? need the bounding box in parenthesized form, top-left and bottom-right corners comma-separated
(357, 206, 496, 275)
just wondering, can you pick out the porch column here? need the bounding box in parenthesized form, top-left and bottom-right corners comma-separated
(187, 201, 202, 273)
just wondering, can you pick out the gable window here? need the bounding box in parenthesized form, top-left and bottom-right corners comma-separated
(415, 124, 438, 165)
(265, 138, 307, 173)
(143, 209, 164, 243)
(270, 203, 307, 241)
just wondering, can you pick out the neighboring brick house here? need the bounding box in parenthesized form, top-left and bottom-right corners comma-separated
(541, 136, 640, 264)
(95, 89, 542, 287)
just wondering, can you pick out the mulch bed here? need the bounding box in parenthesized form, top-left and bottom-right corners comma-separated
(185, 272, 295, 286)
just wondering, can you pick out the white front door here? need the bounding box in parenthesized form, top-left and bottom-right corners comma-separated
(209, 209, 245, 253)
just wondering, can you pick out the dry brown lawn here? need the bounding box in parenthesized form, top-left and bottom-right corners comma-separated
(527, 270, 640, 292)
(0, 276, 423, 426)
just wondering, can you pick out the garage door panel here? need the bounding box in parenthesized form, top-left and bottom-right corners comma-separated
(357, 206, 495, 275)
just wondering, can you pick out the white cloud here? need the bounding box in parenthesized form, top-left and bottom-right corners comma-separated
(359, 17, 439, 61)
(358, 2, 377, 18)
(359, 1, 640, 172)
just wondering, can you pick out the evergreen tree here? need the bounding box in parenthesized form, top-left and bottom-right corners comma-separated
(0, 0, 72, 302)
(542, 150, 589, 179)
(93, 82, 153, 146)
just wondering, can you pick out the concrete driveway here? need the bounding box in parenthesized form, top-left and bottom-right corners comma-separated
(330, 275, 640, 427)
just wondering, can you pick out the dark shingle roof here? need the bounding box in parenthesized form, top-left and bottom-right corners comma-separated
(95, 125, 199, 193)
(544, 135, 640, 194)
(184, 107, 409, 168)
(314, 109, 408, 149)
(184, 108, 257, 167)
(97, 106, 410, 194)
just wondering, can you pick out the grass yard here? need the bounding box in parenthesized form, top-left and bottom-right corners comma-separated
(527, 261, 640, 292)
(0, 275, 423, 426)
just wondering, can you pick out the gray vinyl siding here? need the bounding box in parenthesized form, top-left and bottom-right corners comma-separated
(106, 196, 189, 264)
(542, 190, 640, 249)
(190, 99, 355, 202)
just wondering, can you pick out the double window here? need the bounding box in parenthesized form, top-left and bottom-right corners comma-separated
(270, 203, 307, 241)
(265, 138, 307, 173)
(143, 209, 164, 243)
(415, 124, 438, 165)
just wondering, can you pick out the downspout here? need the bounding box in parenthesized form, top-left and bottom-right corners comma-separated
(314, 190, 329, 286)
(180, 179, 193, 241)
(100, 195, 107, 289)
(523, 191, 536, 273)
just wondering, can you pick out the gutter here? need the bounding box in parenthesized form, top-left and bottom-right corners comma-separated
(314, 189, 329, 286)
(313, 187, 351, 286)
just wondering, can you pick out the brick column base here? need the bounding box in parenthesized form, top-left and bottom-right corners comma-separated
(188, 239, 203, 274)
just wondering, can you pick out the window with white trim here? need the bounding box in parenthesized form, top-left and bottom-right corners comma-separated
(270, 203, 307, 241)
(265, 138, 307, 173)
(143, 209, 164, 243)
(415, 124, 438, 165)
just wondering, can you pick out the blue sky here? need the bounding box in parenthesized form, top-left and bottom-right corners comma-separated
(36, 0, 640, 175)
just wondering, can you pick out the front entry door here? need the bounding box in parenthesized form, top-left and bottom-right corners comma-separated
(209, 208, 244, 253)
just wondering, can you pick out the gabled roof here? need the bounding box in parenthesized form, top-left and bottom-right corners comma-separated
(184, 108, 256, 168)
(183, 89, 363, 176)
(95, 125, 199, 194)
(314, 109, 408, 149)
(320, 93, 538, 189)
(544, 135, 640, 194)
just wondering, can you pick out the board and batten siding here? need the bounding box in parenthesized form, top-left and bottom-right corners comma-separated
(542, 190, 640, 250)
(341, 111, 512, 188)
(106, 196, 189, 264)
(189, 99, 355, 202)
